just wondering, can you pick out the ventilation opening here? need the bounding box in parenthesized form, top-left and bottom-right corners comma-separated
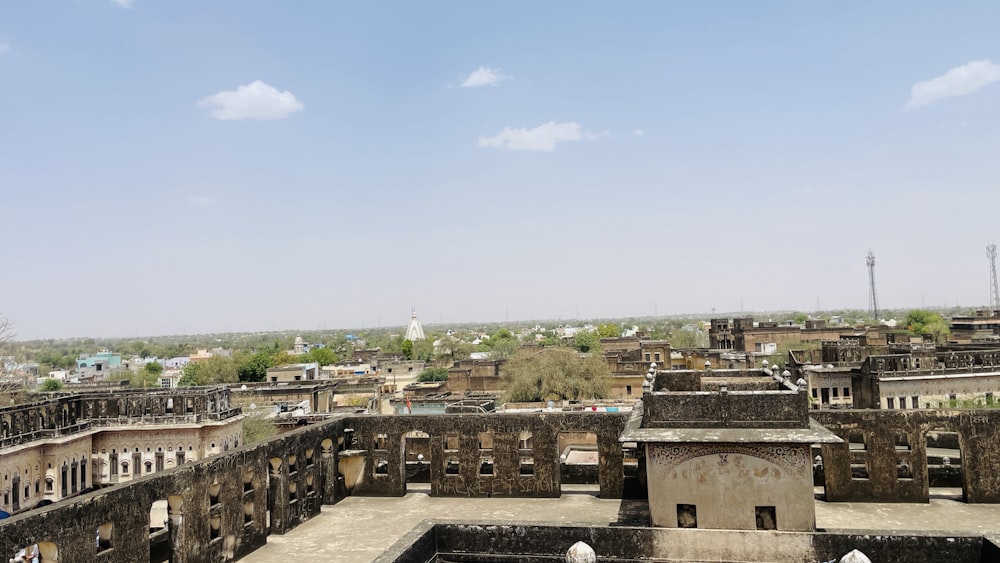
(677, 504, 697, 528)
(755, 506, 776, 530)
(519, 457, 534, 475)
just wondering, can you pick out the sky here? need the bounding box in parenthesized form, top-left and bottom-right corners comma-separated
(2, 1, 1000, 340)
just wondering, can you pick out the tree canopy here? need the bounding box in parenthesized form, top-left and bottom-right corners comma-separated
(573, 331, 600, 353)
(40, 378, 63, 392)
(596, 323, 620, 338)
(904, 310, 950, 343)
(500, 347, 610, 403)
(179, 356, 239, 386)
(417, 366, 449, 382)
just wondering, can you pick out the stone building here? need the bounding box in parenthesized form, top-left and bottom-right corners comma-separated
(600, 337, 670, 399)
(708, 317, 888, 356)
(446, 359, 502, 394)
(854, 349, 1000, 409)
(621, 375, 840, 531)
(0, 387, 241, 517)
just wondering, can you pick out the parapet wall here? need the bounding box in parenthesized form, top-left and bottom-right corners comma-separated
(814, 409, 1000, 503)
(375, 522, 992, 563)
(642, 390, 809, 428)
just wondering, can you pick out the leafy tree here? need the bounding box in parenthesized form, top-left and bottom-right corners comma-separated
(401, 339, 414, 360)
(573, 331, 600, 353)
(178, 362, 202, 386)
(306, 346, 337, 366)
(904, 310, 950, 343)
(489, 337, 520, 361)
(433, 336, 472, 366)
(669, 327, 708, 349)
(412, 339, 435, 361)
(596, 323, 621, 338)
(237, 351, 275, 383)
(179, 356, 238, 386)
(40, 378, 63, 392)
(242, 413, 277, 445)
(500, 347, 610, 403)
(417, 366, 449, 382)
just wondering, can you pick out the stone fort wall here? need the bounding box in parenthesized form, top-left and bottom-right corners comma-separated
(2, 409, 1000, 562)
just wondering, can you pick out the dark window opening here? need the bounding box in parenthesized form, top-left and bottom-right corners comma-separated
(520, 458, 534, 475)
(755, 506, 777, 530)
(677, 504, 697, 528)
(479, 458, 494, 475)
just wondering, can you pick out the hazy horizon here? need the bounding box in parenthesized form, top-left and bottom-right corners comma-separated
(3, 2, 1000, 340)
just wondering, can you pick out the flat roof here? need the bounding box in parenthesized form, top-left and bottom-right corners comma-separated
(620, 419, 841, 444)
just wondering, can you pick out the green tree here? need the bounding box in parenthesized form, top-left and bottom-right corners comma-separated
(417, 366, 449, 382)
(242, 413, 277, 445)
(412, 339, 434, 361)
(904, 309, 950, 343)
(237, 351, 275, 383)
(306, 346, 337, 366)
(573, 331, 600, 353)
(596, 323, 620, 338)
(500, 347, 610, 403)
(179, 356, 238, 386)
(401, 339, 414, 360)
(40, 378, 63, 392)
(669, 327, 708, 349)
(433, 336, 472, 366)
(489, 337, 519, 361)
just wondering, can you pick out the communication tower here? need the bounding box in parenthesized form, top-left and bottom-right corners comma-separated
(988, 244, 1000, 313)
(867, 250, 879, 320)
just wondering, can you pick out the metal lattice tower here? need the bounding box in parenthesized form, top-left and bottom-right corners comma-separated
(866, 250, 880, 320)
(988, 243, 1000, 313)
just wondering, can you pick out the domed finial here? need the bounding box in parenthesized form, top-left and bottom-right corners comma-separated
(566, 541, 597, 563)
(839, 549, 872, 563)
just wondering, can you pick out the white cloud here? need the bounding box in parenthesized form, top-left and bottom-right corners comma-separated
(112, 0, 134, 9)
(478, 121, 599, 152)
(905, 60, 1000, 109)
(632, 129, 644, 137)
(198, 80, 304, 120)
(187, 196, 215, 206)
(461, 66, 510, 88)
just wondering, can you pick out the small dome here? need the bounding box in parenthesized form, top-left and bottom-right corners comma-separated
(566, 541, 596, 563)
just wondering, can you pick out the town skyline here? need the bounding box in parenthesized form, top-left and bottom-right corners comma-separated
(3, 2, 1000, 339)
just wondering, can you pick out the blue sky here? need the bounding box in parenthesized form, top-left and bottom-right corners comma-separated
(2, 1, 1000, 339)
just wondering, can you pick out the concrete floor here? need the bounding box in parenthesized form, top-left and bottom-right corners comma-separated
(240, 489, 1000, 563)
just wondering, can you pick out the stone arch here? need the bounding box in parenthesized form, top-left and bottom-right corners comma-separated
(403, 430, 430, 491)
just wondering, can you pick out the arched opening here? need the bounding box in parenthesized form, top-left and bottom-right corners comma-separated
(926, 428, 964, 501)
(148, 498, 173, 563)
(811, 446, 826, 499)
(96, 522, 113, 553)
(558, 431, 599, 494)
(11, 542, 58, 562)
(403, 430, 430, 492)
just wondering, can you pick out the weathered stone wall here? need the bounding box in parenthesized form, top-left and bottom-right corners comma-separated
(814, 409, 1000, 503)
(345, 413, 626, 498)
(0, 418, 344, 563)
(375, 522, 991, 563)
(642, 390, 808, 429)
(0, 412, 627, 562)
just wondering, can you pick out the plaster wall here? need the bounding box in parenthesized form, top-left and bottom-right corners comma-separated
(645, 443, 814, 531)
